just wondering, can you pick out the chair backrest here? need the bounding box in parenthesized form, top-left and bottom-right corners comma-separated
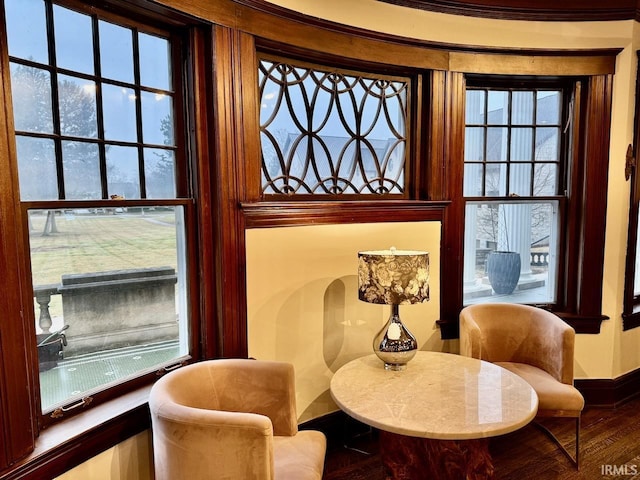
(460, 303, 575, 384)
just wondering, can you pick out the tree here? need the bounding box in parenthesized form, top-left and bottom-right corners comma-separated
(11, 63, 100, 200)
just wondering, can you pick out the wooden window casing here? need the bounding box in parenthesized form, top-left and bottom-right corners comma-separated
(622, 50, 640, 331)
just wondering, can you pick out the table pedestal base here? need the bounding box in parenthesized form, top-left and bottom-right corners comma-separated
(379, 431, 494, 480)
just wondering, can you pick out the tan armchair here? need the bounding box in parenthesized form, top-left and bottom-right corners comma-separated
(459, 303, 584, 467)
(149, 359, 327, 480)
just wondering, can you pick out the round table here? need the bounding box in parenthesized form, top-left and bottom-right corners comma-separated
(330, 351, 538, 479)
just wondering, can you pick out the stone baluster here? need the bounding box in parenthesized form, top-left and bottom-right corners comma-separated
(34, 285, 59, 334)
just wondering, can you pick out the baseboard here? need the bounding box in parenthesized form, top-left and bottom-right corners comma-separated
(575, 368, 640, 408)
(300, 410, 372, 449)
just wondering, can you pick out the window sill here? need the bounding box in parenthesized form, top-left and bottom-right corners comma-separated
(623, 308, 640, 331)
(0, 386, 152, 480)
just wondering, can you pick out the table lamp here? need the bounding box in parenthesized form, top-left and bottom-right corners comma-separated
(358, 247, 429, 370)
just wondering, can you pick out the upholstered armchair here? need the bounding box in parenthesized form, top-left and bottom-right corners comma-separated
(459, 303, 584, 467)
(149, 358, 327, 480)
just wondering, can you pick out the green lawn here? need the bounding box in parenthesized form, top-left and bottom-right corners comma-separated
(29, 209, 180, 285)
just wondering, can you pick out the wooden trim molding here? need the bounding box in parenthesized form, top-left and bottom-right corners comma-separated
(375, 0, 638, 22)
(449, 52, 618, 76)
(158, 0, 620, 75)
(241, 201, 450, 228)
(575, 368, 640, 408)
(0, 387, 151, 480)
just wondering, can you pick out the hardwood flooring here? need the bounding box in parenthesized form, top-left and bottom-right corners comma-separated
(323, 395, 640, 479)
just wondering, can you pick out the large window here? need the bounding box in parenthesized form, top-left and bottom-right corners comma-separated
(5, 0, 191, 417)
(463, 82, 567, 306)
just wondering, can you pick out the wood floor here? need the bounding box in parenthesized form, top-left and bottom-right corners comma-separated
(323, 394, 640, 479)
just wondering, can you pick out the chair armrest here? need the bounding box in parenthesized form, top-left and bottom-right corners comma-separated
(150, 399, 275, 480)
(459, 310, 483, 359)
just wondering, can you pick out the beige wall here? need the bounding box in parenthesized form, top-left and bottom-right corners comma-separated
(54, 431, 152, 480)
(246, 222, 448, 422)
(63, 2, 640, 477)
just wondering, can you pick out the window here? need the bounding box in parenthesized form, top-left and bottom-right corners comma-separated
(5, 0, 191, 417)
(463, 81, 568, 306)
(258, 54, 410, 197)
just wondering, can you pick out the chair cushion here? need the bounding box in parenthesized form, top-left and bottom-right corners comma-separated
(496, 362, 584, 415)
(273, 430, 326, 480)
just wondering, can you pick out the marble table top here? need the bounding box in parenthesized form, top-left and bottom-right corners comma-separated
(330, 351, 538, 440)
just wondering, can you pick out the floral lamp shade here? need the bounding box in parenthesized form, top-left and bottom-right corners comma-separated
(358, 248, 430, 306)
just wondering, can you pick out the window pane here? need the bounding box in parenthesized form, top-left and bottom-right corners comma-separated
(534, 164, 558, 196)
(30, 207, 189, 411)
(537, 91, 561, 125)
(535, 127, 559, 161)
(510, 128, 533, 161)
(5, 0, 49, 64)
(139, 33, 171, 90)
(53, 5, 94, 75)
(99, 20, 134, 84)
(16, 136, 57, 200)
(10, 63, 53, 133)
(106, 145, 140, 199)
(141, 92, 174, 146)
(144, 148, 176, 199)
(511, 91, 534, 125)
(465, 127, 484, 161)
(487, 91, 508, 124)
(463, 201, 559, 305)
(485, 164, 506, 196)
(486, 127, 507, 161)
(466, 90, 485, 124)
(102, 84, 138, 142)
(58, 75, 98, 138)
(62, 141, 101, 199)
(259, 58, 408, 195)
(463, 163, 483, 196)
(509, 163, 532, 196)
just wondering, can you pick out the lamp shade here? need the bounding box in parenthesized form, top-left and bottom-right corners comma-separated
(358, 248, 429, 305)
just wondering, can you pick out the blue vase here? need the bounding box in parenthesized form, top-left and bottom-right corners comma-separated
(486, 251, 521, 295)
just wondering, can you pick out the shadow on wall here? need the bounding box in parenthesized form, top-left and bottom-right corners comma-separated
(323, 275, 374, 373)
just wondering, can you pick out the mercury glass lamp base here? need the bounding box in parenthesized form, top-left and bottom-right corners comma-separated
(373, 305, 418, 371)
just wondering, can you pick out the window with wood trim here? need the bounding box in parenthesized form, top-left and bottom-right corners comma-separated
(438, 72, 613, 338)
(3, 0, 193, 420)
(258, 54, 411, 197)
(463, 82, 568, 306)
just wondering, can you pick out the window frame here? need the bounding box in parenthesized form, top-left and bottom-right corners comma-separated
(461, 78, 571, 307)
(622, 50, 640, 330)
(438, 70, 613, 338)
(6, 0, 197, 427)
(0, 0, 211, 473)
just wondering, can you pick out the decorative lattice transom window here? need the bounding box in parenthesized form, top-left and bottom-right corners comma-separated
(258, 55, 410, 196)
